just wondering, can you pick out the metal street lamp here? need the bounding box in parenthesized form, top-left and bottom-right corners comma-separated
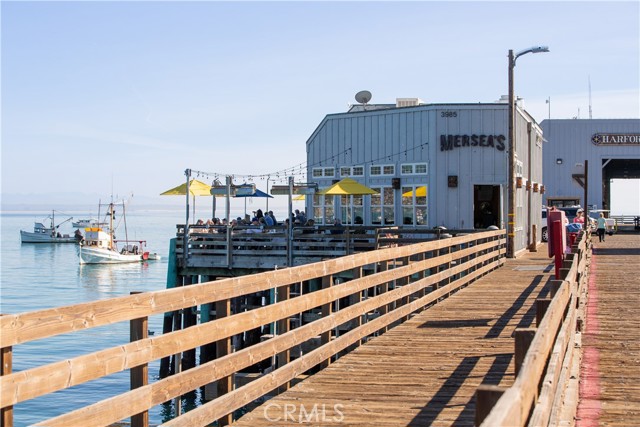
(507, 46, 549, 258)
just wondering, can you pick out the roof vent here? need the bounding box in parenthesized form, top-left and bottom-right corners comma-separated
(396, 98, 422, 108)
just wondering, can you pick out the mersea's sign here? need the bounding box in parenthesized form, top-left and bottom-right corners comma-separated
(440, 134, 506, 152)
(592, 133, 640, 146)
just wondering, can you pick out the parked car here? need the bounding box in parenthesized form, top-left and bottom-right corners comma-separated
(541, 206, 583, 242)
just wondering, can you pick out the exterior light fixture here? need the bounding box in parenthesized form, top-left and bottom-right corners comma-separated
(556, 158, 563, 165)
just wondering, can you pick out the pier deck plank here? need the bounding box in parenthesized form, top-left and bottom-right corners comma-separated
(578, 233, 640, 427)
(232, 249, 555, 426)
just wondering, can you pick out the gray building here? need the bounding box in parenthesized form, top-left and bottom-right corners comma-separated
(305, 98, 544, 254)
(540, 119, 640, 211)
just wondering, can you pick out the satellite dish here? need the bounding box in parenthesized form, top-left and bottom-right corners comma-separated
(355, 90, 372, 105)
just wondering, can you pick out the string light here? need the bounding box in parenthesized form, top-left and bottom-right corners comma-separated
(188, 142, 429, 184)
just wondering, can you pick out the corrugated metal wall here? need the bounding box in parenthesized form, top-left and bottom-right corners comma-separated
(540, 119, 640, 210)
(306, 102, 544, 252)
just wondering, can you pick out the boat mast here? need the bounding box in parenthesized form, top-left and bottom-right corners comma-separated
(122, 201, 129, 244)
(109, 202, 114, 249)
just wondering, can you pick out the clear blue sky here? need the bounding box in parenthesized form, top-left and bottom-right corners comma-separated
(2, 1, 639, 209)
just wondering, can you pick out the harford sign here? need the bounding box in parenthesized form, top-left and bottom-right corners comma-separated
(440, 134, 506, 152)
(592, 133, 640, 145)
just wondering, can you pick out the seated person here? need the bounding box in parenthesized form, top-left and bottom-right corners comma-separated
(330, 218, 344, 235)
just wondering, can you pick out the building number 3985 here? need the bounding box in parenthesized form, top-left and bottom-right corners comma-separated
(441, 111, 457, 118)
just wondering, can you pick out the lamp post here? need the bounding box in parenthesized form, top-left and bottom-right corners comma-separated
(507, 45, 549, 258)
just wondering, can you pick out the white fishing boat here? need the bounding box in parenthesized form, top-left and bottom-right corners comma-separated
(20, 211, 80, 244)
(79, 201, 160, 264)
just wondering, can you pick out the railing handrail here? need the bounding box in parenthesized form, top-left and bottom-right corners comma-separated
(2, 230, 505, 426)
(479, 230, 590, 426)
(0, 230, 502, 348)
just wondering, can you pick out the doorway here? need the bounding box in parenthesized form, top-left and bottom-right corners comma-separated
(474, 185, 501, 228)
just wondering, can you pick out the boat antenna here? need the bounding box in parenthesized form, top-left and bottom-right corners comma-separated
(588, 75, 593, 119)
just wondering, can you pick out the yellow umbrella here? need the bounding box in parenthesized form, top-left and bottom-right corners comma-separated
(160, 179, 212, 219)
(293, 194, 306, 201)
(402, 186, 427, 198)
(318, 178, 378, 195)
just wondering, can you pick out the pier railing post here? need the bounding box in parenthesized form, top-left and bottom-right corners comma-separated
(475, 385, 506, 426)
(129, 293, 149, 427)
(377, 260, 390, 334)
(320, 274, 333, 369)
(216, 297, 233, 426)
(515, 328, 537, 376)
(1, 315, 13, 427)
(277, 284, 291, 391)
(536, 298, 551, 328)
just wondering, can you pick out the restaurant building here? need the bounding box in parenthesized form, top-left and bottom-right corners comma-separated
(540, 119, 640, 211)
(305, 97, 545, 254)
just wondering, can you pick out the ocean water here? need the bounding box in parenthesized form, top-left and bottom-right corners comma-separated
(0, 208, 221, 426)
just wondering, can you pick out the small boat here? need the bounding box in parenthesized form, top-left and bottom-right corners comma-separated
(20, 211, 80, 244)
(79, 201, 160, 264)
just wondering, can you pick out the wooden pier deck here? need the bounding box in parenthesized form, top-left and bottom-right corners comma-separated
(577, 233, 640, 426)
(233, 248, 556, 426)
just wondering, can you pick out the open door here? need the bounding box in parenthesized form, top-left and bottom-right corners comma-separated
(474, 185, 501, 228)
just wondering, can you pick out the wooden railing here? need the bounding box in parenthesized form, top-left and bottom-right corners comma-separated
(1, 230, 505, 427)
(477, 229, 591, 426)
(175, 224, 475, 271)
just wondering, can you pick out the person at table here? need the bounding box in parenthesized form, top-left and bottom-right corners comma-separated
(330, 218, 344, 234)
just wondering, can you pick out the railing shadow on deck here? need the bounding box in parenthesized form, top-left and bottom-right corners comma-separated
(476, 229, 592, 427)
(0, 230, 505, 427)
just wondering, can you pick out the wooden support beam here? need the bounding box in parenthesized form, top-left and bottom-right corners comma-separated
(129, 292, 148, 427)
(475, 385, 506, 427)
(515, 328, 537, 377)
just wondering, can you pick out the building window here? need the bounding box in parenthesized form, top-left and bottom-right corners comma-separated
(313, 167, 335, 178)
(370, 164, 395, 176)
(313, 194, 335, 225)
(340, 165, 365, 177)
(401, 185, 428, 226)
(401, 163, 428, 175)
(370, 187, 395, 225)
(340, 195, 364, 225)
